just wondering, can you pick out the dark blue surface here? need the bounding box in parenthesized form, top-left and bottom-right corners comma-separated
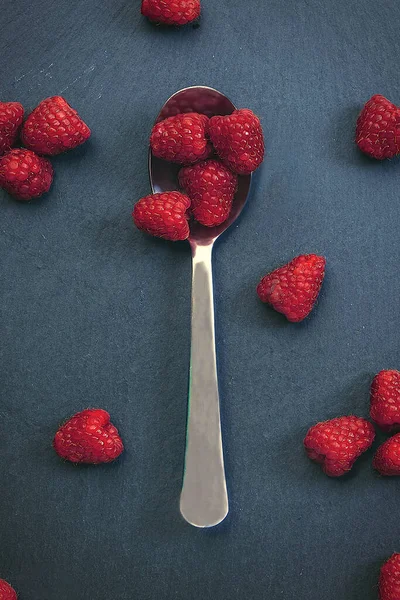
(2, 1, 400, 598)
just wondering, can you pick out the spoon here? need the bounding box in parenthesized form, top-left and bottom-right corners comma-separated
(149, 86, 252, 528)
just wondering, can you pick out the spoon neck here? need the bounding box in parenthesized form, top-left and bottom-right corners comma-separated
(190, 241, 214, 261)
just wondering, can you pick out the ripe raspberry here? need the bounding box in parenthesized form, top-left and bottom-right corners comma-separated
(141, 0, 200, 25)
(133, 191, 191, 240)
(21, 96, 90, 156)
(380, 554, 400, 600)
(53, 409, 124, 464)
(0, 149, 53, 201)
(150, 112, 212, 165)
(208, 109, 264, 175)
(179, 159, 237, 227)
(0, 101, 24, 156)
(374, 434, 400, 476)
(356, 94, 400, 160)
(304, 416, 375, 477)
(370, 370, 400, 432)
(257, 254, 325, 323)
(0, 580, 17, 600)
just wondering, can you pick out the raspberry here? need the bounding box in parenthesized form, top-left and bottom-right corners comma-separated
(304, 416, 375, 477)
(257, 254, 326, 322)
(379, 554, 400, 600)
(0, 148, 53, 201)
(53, 409, 124, 464)
(0, 101, 24, 156)
(21, 96, 90, 156)
(0, 579, 17, 600)
(208, 108, 264, 175)
(150, 112, 212, 165)
(141, 0, 200, 25)
(370, 369, 400, 431)
(356, 94, 400, 160)
(133, 191, 191, 240)
(179, 159, 237, 227)
(374, 434, 400, 476)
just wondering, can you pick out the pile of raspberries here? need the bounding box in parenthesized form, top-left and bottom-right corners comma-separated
(305, 369, 400, 478)
(0, 96, 90, 201)
(132, 108, 264, 239)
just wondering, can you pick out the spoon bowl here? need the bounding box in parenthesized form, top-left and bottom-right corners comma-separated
(149, 86, 252, 245)
(148, 86, 253, 527)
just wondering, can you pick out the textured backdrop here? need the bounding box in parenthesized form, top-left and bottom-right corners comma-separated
(1, 1, 400, 599)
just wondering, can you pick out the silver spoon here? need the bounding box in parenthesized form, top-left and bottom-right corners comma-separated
(149, 86, 252, 528)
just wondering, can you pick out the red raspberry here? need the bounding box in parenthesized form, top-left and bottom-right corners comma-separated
(208, 108, 264, 175)
(179, 159, 237, 227)
(356, 94, 400, 160)
(0, 580, 17, 600)
(370, 370, 400, 432)
(53, 409, 124, 464)
(257, 254, 325, 323)
(150, 112, 212, 165)
(141, 0, 200, 25)
(21, 96, 90, 156)
(380, 554, 400, 600)
(374, 434, 400, 476)
(133, 191, 191, 241)
(0, 101, 24, 156)
(304, 416, 375, 477)
(0, 148, 53, 201)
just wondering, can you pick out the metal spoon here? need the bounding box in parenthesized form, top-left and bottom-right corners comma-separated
(149, 86, 252, 528)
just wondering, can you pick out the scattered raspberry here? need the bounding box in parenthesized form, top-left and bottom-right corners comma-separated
(374, 434, 400, 476)
(141, 0, 200, 25)
(21, 96, 90, 156)
(0, 148, 53, 201)
(133, 191, 191, 240)
(208, 108, 264, 175)
(379, 554, 400, 599)
(304, 416, 375, 477)
(0, 580, 17, 600)
(150, 112, 212, 165)
(355, 94, 400, 160)
(257, 254, 326, 322)
(370, 369, 400, 432)
(53, 409, 124, 464)
(179, 159, 237, 227)
(0, 101, 24, 156)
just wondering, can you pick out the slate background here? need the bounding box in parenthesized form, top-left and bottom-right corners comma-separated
(1, 1, 400, 598)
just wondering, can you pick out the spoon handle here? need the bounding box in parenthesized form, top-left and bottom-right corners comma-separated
(180, 242, 229, 528)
